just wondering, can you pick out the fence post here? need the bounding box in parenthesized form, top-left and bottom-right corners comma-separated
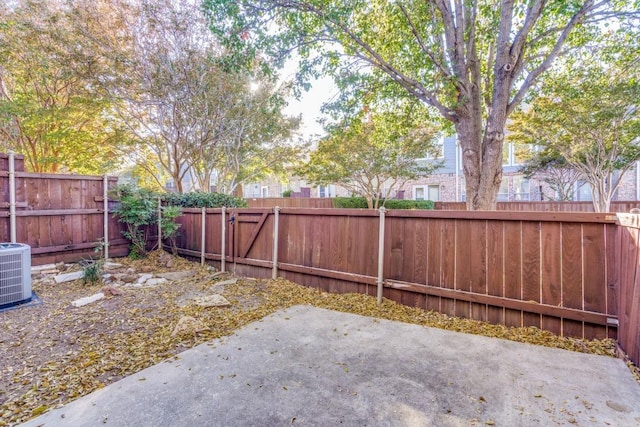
(272, 206, 280, 279)
(8, 151, 16, 243)
(201, 206, 206, 266)
(221, 207, 226, 273)
(103, 175, 109, 259)
(157, 197, 162, 251)
(377, 207, 386, 305)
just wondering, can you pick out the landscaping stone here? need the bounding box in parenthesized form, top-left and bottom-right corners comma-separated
(158, 252, 175, 268)
(144, 278, 168, 287)
(136, 274, 153, 284)
(101, 286, 123, 297)
(31, 263, 58, 273)
(103, 262, 124, 271)
(193, 294, 231, 308)
(207, 283, 226, 294)
(157, 270, 196, 281)
(120, 274, 139, 283)
(214, 278, 238, 287)
(54, 271, 84, 284)
(71, 292, 104, 307)
(124, 277, 168, 288)
(171, 316, 209, 337)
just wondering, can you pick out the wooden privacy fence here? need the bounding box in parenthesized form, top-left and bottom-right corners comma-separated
(0, 153, 128, 265)
(435, 201, 640, 212)
(173, 207, 622, 344)
(616, 214, 640, 366)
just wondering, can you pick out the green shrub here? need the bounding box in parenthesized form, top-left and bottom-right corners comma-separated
(80, 259, 103, 285)
(111, 184, 157, 258)
(162, 191, 247, 208)
(160, 205, 183, 254)
(332, 196, 435, 210)
(282, 189, 292, 197)
(332, 197, 369, 208)
(384, 199, 435, 210)
(111, 184, 183, 258)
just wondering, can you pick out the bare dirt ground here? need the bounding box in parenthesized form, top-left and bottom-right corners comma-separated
(0, 251, 623, 426)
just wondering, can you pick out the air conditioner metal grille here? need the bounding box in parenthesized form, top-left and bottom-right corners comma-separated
(0, 243, 31, 307)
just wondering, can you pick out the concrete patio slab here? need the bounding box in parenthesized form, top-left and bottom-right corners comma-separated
(19, 305, 640, 426)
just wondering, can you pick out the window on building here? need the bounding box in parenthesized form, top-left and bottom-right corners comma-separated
(576, 181, 592, 201)
(428, 185, 440, 201)
(497, 177, 509, 201)
(513, 176, 530, 201)
(502, 142, 534, 166)
(318, 185, 327, 197)
(413, 185, 440, 201)
(414, 186, 425, 200)
(252, 185, 260, 198)
(261, 186, 269, 198)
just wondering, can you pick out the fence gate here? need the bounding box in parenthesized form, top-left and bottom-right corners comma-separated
(228, 209, 272, 266)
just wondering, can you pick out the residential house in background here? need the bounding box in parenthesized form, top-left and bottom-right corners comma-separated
(239, 134, 640, 203)
(243, 177, 350, 199)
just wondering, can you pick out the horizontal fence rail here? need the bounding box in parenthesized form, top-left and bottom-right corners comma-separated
(173, 207, 621, 345)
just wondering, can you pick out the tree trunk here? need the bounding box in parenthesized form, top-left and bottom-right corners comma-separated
(174, 173, 183, 193)
(456, 117, 506, 210)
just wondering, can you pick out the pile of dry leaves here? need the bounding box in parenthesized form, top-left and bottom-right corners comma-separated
(0, 251, 621, 426)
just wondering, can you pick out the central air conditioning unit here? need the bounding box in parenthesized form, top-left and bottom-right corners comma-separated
(0, 243, 32, 308)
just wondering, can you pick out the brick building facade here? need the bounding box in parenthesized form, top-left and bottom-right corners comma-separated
(243, 135, 640, 204)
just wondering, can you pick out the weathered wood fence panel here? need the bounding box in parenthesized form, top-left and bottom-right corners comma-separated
(175, 207, 620, 343)
(435, 201, 640, 212)
(382, 211, 618, 340)
(0, 153, 128, 264)
(616, 214, 640, 365)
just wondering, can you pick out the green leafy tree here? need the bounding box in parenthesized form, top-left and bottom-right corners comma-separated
(205, 0, 638, 210)
(509, 49, 640, 212)
(517, 148, 582, 201)
(0, 0, 127, 173)
(298, 104, 441, 209)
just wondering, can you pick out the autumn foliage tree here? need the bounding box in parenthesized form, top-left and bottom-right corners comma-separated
(0, 0, 126, 173)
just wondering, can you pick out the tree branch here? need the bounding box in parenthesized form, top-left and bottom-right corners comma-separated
(508, 0, 598, 115)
